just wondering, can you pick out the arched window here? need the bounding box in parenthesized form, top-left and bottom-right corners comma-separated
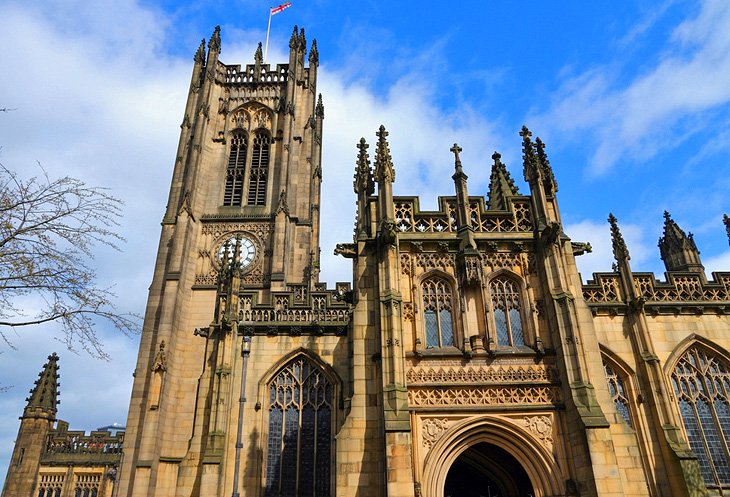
(489, 276, 525, 347)
(603, 361, 632, 427)
(422, 277, 454, 348)
(265, 356, 333, 497)
(671, 346, 730, 487)
(248, 131, 271, 206)
(224, 132, 247, 206)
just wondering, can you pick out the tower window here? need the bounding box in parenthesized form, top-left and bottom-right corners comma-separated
(489, 276, 525, 347)
(248, 131, 271, 206)
(603, 361, 632, 427)
(672, 346, 730, 487)
(224, 132, 247, 206)
(422, 277, 454, 348)
(265, 356, 333, 497)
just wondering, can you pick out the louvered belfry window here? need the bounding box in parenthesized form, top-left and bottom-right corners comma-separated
(490, 276, 525, 347)
(265, 357, 333, 497)
(248, 131, 271, 206)
(422, 277, 454, 348)
(672, 346, 730, 487)
(223, 132, 247, 206)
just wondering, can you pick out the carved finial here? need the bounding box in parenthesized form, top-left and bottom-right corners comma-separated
(315, 93, 324, 118)
(608, 213, 630, 262)
(309, 39, 319, 65)
(254, 42, 263, 64)
(520, 125, 539, 182)
(488, 151, 519, 211)
(289, 25, 299, 49)
(299, 27, 306, 51)
(724, 214, 730, 246)
(374, 125, 395, 183)
(535, 137, 558, 193)
(354, 138, 374, 195)
(209, 25, 221, 55)
(450, 143, 463, 173)
(659, 211, 703, 273)
(194, 38, 206, 64)
(232, 234, 242, 271)
(24, 352, 60, 418)
(276, 189, 289, 215)
(152, 341, 167, 372)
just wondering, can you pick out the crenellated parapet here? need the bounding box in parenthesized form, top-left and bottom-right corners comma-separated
(583, 271, 730, 314)
(222, 63, 290, 85)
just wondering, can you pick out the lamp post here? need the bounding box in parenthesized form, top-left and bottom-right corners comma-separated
(232, 334, 252, 497)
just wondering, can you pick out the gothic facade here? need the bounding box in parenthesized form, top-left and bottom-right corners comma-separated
(4, 26, 730, 497)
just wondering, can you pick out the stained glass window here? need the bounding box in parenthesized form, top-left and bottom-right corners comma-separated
(265, 356, 333, 497)
(672, 346, 730, 487)
(248, 131, 271, 206)
(603, 361, 632, 427)
(489, 276, 525, 347)
(224, 132, 247, 206)
(422, 277, 454, 348)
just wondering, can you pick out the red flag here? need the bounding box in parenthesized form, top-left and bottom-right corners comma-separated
(271, 2, 292, 15)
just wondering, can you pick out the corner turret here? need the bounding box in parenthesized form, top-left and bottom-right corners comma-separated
(658, 211, 704, 274)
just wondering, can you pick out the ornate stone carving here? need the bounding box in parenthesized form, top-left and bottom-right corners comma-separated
(408, 385, 560, 408)
(421, 418, 450, 449)
(523, 415, 553, 450)
(406, 365, 557, 384)
(151, 341, 167, 372)
(403, 302, 415, 321)
(414, 252, 455, 271)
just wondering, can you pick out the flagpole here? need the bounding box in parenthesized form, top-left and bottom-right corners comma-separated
(264, 7, 272, 64)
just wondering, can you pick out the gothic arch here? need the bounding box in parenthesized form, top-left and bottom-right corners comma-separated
(599, 344, 636, 427)
(422, 415, 564, 497)
(257, 347, 342, 396)
(485, 268, 531, 348)
(416, 270, 459, 349)
(663, 334, 730, 377)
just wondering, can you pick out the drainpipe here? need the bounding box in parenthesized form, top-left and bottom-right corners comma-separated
(232, 335, 252, 497)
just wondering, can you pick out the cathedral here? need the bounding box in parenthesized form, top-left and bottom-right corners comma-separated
(4, 26, 730, 497)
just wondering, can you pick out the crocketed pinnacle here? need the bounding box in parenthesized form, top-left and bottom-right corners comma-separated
(488, 151, 519, 211)
(724, 214, 730, 246)
(309, 39, 319, 65)
(24, 353, 60, 418)
(520, 125, 539, 183)
(299, 27, 306, 51)
(608, 213, 630, 262)
(374, 125, 395, 183)
(209, 25, 221, 55)
(658, 211, 703, 273)
(289, 25, 299, 49)
(254, 42, 263, 65)
(315, 93, 324, 118)
(354, 138, 374, 196)
(535, 137, 558, 193)
(194, 39, 206, 64)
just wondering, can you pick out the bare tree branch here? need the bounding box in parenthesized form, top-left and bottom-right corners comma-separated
(0, 162, 141, 358)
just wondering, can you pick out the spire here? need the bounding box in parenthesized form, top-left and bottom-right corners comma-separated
(299, 27, 307, 52)
(289, 25, 299, 49)
(24, 353, 60, 419)
(374, 125, 395, 183)
(658, 211, 704, 273)
(309, 39, 319, 65)
(608, 213, 630, 262)
(254, 42, 263, 65)
(315, 93, 324, 118)
(209, 25, 221, 55)
(724, 214, 730, 246)
(194, 38, 206, 64)
(520, 125, 540, 183)
(354, 138, 374, 195)
(535, 137, 558, 194)
(487, 151, 519, 211)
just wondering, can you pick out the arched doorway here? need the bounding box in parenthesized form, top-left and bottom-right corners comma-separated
(444, 442, 534, 497)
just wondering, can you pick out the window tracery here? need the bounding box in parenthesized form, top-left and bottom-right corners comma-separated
(265, 356, 333, 497)
(224, 131, 247, 206)
(489, 276, 525, 347)
(671, 346, 730, 487)
(421, 277, 454, 348)
(603, 361, 632, 427)
(248, 131, 271, 206)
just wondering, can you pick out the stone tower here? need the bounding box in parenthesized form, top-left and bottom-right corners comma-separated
(2, 353, 59, 497)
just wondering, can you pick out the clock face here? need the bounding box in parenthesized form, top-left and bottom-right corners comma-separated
(218, 235, 256, 269)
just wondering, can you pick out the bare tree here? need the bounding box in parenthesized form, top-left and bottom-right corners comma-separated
(0, 162, 140, 358)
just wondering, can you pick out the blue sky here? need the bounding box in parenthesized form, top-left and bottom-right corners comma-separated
(1, 0, 730, 485)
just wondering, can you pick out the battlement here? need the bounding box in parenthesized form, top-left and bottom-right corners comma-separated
(41, 421, 124, 465)
(390, 195, 532, 234)
(222, 62, 290, 85)
(583, 271, 730, 314)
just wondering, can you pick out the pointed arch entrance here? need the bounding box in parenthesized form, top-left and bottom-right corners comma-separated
(422, 415, 564, 497)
